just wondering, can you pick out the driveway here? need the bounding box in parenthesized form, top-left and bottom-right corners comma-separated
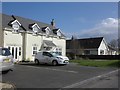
(2, 62, 119, 89)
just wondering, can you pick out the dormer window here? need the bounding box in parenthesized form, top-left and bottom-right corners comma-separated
(42, 27, 50, 37)
(45, 27, 50, 35)
(33, 26, 39, 33)
(57, 29, 61, 37)
(53, 28, 61, 37)
(11, 20, 21, 33)
(31, 23, 40, 35)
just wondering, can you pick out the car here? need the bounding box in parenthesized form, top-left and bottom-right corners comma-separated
(0, 47, 14, 74)
(34, 51, 69, 66)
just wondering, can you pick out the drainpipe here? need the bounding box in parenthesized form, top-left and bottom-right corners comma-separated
(0, 15, 4, 47)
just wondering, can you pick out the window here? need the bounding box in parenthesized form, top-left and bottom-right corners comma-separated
(12, 23, 20, 30)
(46, 29, 49, 37)
(11, 20, 21, 34)
(58, 48, 62, 55)
(11, 20, 21, 31)
(33, 26, 39, 33)
(8, 47, 10, 51)
(32, 46, 37, 55)
(19, 47, 21, 56)
(12, 30, 19, 34)
(43, 52, 47, 56)
(100, 50, 104, 55)
(84, 50, 90, 55)
(43, 52, 53, 57)
(57, 31, 61, 37)
(56, 48, 62, 55)
(46, 29, 49, 34)
(12, 47, 14, 57)
(32, 24, 40, 35)
(45, 27, 50, 37)
(15, 47, 18, 59)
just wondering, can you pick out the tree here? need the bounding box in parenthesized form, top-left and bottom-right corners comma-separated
(70, 36, 78, 59)
(109, 39, 118, 48)
(70, 35, 83, 59)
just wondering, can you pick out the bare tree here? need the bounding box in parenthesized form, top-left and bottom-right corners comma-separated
(70, 35, 81, 59)
(109, 39, 118, 48)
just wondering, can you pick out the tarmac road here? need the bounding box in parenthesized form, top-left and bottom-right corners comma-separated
(2, 62, 119, 89)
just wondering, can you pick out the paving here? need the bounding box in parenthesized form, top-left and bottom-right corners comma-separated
(0, 82, 15, 89)
(2, 62, 119, 89)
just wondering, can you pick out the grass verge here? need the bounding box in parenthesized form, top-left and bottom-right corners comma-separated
(70, 60, 120, 68)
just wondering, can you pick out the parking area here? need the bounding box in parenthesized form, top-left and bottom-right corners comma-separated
(2, 62, 119, 88)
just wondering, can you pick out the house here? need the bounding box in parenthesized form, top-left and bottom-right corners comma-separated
(0, 13, 66, 61)
(66, 37, 117, 56)
(107, 45, 118, 55)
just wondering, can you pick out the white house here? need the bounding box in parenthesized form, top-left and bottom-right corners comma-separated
(66, 37, 117, 55)
(0, 13, 66, 61)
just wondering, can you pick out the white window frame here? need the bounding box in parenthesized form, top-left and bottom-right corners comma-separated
(32, 46, 37, 55)
(45, 27, 50, 37)
(57, 29, 61, 38)
(11, 20, 21, 26)
(19, 47, 22, 56)
(100, 50, 104, 55)
(11, 20, 21, 33)
(56, 47, 62, 55)
(32, 23, 40, 35)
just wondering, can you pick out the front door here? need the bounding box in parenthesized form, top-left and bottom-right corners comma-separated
(8, 46, 22, 61)
(12, 47, 18, 60)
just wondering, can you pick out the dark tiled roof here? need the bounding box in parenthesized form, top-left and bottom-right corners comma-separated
(53, 29, 58, 34)
(1, 13, 65, 37)
(52, 29, 65, 37)
(2, 14, 15, 29)
(42, 27, 48, 32)
(67, 37, 103, 49)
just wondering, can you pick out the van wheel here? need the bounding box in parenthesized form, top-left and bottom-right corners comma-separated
(35, 59, 39, 65)
(52, 60, 58, 66)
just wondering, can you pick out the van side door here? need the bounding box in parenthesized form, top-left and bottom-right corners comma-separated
(42, 52, 52, 63)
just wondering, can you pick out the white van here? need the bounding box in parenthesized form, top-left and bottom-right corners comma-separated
(0, 47, 14, 73)
(34, 51, 69, 66)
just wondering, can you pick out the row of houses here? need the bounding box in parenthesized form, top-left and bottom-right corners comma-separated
(0, 13, 118, 61)
(0, 13, 66, 61)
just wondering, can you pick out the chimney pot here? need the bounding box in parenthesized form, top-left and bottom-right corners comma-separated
(51, 19, 55, 29)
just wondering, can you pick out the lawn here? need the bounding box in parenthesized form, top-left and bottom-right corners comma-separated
(70, 60, 120, 68)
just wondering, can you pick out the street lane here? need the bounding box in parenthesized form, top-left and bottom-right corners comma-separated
(2, 63, 118, 88)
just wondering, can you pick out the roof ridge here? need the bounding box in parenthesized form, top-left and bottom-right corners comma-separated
(78, 37, 103, 40)
(1, 13, 52, 27)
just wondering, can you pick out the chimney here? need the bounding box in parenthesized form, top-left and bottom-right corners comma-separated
(11, 15, 16, 20)
(51, 19, 55, 29)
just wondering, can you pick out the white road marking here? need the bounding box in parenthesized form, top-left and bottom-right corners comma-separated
(25, 65, 78, 73)
(45, 68, 78, 73)
(62, 69, 119, 88)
